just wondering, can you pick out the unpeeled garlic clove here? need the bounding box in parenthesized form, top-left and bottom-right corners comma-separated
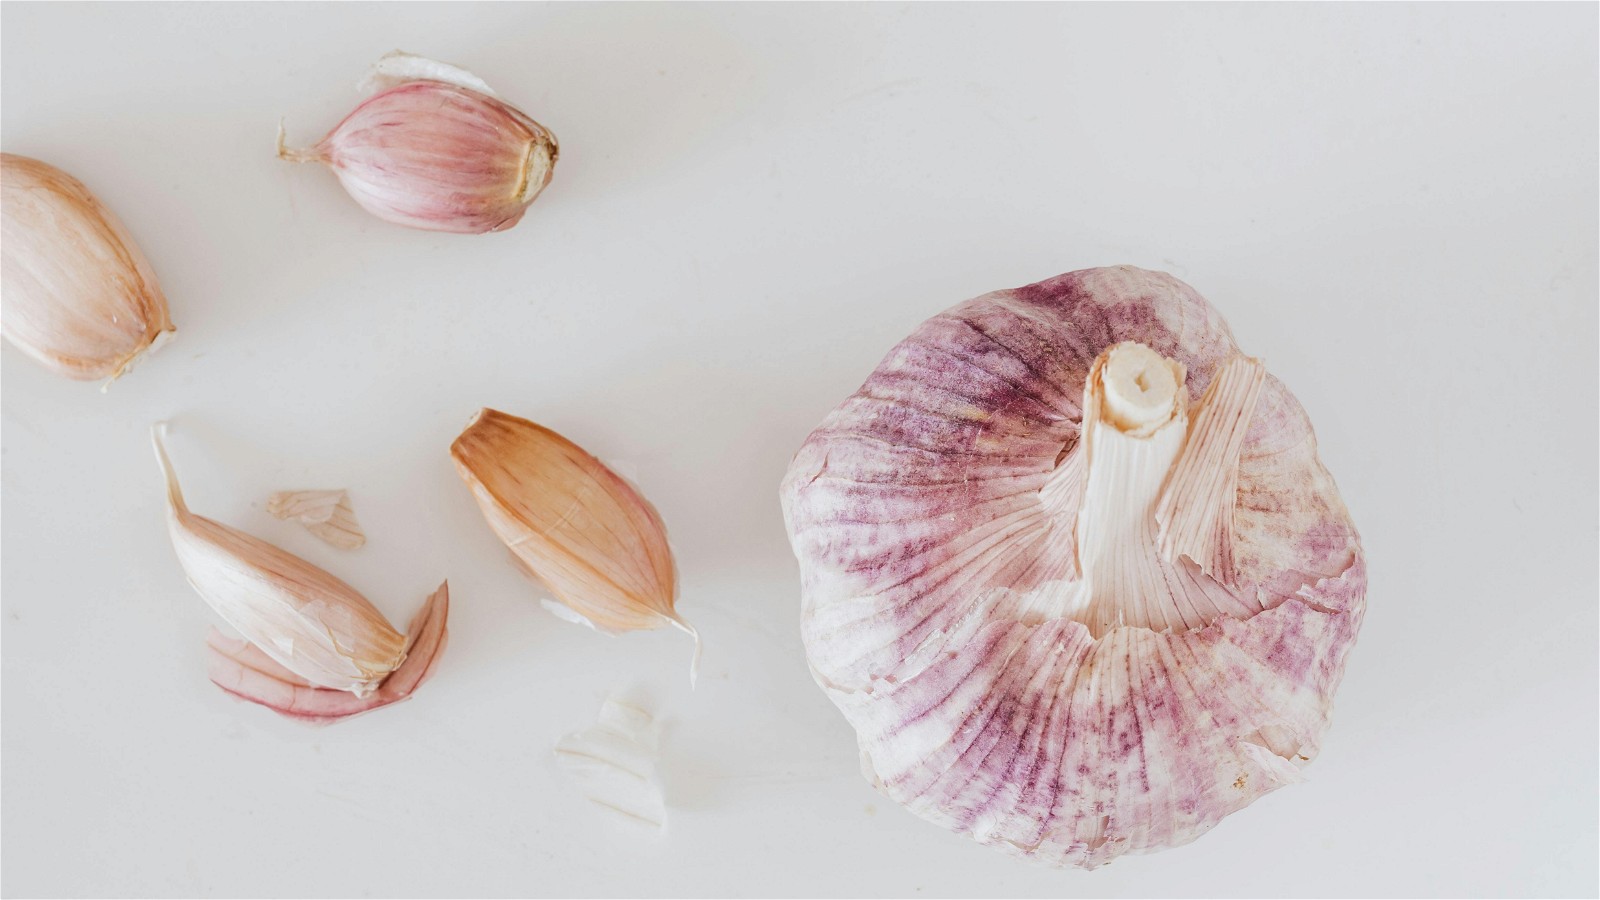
(278, 51, 558, 234)
(450, 409, 699, 675)
(206, 582, 449, 725)
(1, 153, 175, 383)
(153, 425, 445, 702)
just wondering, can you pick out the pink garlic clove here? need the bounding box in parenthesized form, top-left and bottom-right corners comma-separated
(205, 581, 450, 725)
(279, 52, 557, 234)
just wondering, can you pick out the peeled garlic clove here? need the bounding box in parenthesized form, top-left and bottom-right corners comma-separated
(206, 582, 450, 724)
(451, 409, 699, 661)
(279, 51, 557, 234)
(781, 266, 1365, 869)
(266, 488, 365, 550)
(0, 153, 175, 382)
(153, 425, 412, 696)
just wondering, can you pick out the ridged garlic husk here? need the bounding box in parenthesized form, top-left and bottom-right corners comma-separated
(154, 426, 449, 717)
(0, 153, 175, 382)
(780, 266, 1366, 869)
(451, 409, 699, 668)
(279, 51, 558, 234)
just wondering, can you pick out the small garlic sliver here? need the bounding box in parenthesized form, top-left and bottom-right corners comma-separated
(554, 696, 667, 829)
(153, 425, 406, 695)
(267, 489, 365, 550)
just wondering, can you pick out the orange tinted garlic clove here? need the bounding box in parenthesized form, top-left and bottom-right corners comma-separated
(1, 154, 175, 384)
(451, 409, 699, 680)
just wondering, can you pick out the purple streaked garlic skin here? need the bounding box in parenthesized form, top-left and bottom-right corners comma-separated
(281, 78, 557, 235)
(780, 266, 1365, 869)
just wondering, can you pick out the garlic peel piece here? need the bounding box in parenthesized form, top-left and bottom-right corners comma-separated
(1, 154, 175, 382)
(154, 425, 407, 695)
(555, 696, 667, 829)
(358, 49, 497, 97)
(267, 489, 365, 550)
(781, 266, 1365, 868)
(206, 582, 450, 724)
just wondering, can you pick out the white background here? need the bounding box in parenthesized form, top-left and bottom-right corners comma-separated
(2, 3, 1595, 897)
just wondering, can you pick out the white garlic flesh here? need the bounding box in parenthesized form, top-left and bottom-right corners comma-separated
(780, 266, 1366, 869)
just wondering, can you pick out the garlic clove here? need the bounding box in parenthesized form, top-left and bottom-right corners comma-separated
(279, 52, 557, 234)
(451, 409, 700, 677)
(554, 694, 667, 830)
(1, 153, 175, 383)
(781, 266, 1365, 868)
(153, 424, 411, 696)
(205, 582, 450, 724)
(266, 488, 365, 550)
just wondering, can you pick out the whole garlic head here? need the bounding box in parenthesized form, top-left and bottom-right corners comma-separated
(780, 266, 1366, 869)
(0, 153, 175, 382)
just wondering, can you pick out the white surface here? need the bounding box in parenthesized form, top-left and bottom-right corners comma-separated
(2, 3, 1596, 897)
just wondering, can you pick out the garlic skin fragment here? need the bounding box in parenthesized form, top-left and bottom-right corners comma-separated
(154, 426, 412, 697)
(554, 696, 667, 829)
(780, 266, 1366, 869)
(0, 154, 175, 382)
(279, 52, 558, 234)
(206, 582, 449, 725)
(451, 410, 699, 653)
(266, 489, 365, 550)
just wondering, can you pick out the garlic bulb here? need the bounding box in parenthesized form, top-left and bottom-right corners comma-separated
(0, 153, 175, 382)
(780, 266, 1365, 869)
(279, 51, 558, 234)
(451, 409, 699, 664)
(154, 426, 448, 716)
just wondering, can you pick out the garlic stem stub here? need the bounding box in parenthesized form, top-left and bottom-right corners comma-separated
(451, 409, 699, 676)
(153, 425, 448, 719)
(780, 266, 1366, 869)
(279, 51, 558, 234)
(1, 153, 175, 383)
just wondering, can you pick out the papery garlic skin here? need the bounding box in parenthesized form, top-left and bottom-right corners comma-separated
(207, 582, 449, 724)
(0, 154, 175, 381)
(781, 266, 1365, 869)
(451, 409, 696, 644)
(279, 53, 557, 234)
(153, 427, 406, 696)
